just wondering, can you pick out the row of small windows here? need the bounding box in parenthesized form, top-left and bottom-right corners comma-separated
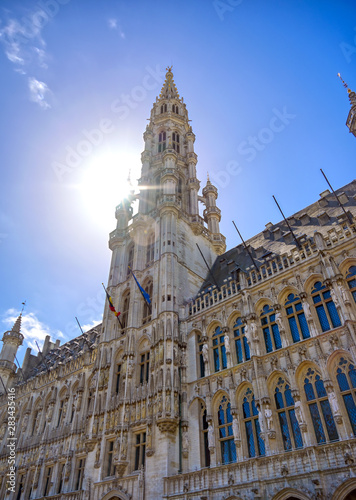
(201, 356, 356, 466)
(160, 103, 179, 114)
(198, 270, 356, 376)
(158, 131, 180, 153)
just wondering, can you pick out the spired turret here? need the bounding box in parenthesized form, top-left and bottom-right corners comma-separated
(0, 314, 24, 392)
(347, 88, 356, 138)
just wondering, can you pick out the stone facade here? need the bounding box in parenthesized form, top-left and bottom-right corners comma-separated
(0, 69, 356, 500)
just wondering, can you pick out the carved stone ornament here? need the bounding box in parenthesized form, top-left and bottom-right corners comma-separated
(157, 417, 178, 434)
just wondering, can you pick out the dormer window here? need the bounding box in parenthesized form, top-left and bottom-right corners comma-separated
(160, 103, 167, 114)
(158, 131, 166, 153)
(172, 132, 180, 153)
(172, 104, 179, 114)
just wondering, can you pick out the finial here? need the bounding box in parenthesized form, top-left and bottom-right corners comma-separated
(21, 301, 26, 313)
(207, 172, 210, 182)
(338, 73, 351, 93)
(166, 65, 173, 72)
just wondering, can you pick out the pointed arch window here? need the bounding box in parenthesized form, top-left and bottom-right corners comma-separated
(172, 132, 180, 153)
(274, 377, 303, 450)
(146, 233, 155, 266)
(200, 403, 210, 467)
(260, 304, 282, 353)
(311, 281, 341, 332)
(336, 357, 356, 435)
(172, 104, 179, 114)
(127, 244, 134, 278)
(242, 388, 265, 458)
(304, 367, 338, 443)
(217, 395, 236, 464)
(139, 351, 150, 384)
(346, 266, 356, 303)
(197, 335, 205, 378)
(233, 317, 250, 364)
(142, 281, 153, 324)
(212, 326, 227, 372)
(121, 291, 130, 330)
(285, 293, 310, 342)
(160, 103, 167, 114)
(158, 131, 166, 152)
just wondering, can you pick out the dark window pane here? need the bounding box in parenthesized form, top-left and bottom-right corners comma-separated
(304, 382, 316, 401)
(243, 336, 251, 360)
(285, 388, 295, 407)
(298, 313, 310, 339)
(309, 403, 326, 444)
(275, 389, 284, 409)
(243, 399, 250, 418)
(263, 327, 273, 353)
(289, 409, 303, 448)
(349, 368, 356, 389)
(245, 421, 255, 458)
(221, 345, 227, 369)
(343, 393, 356, 435)
(316, 305, 330, 332)
(288, 316, 300, 342)
(315, 378, 327, 398)
(214, 349, 220, 372)
(337, 372, 350, 392)
(272, 324, 282, 349)
(320, 400, 338, 441)
(326, 301, 341, 328)
(255, 419, 265, 456)
(278, 411, 292, 450)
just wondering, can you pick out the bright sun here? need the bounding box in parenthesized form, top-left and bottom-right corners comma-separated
(79, 151, 139, 226)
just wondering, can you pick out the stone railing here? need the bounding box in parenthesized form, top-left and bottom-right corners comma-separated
(188, 280, 239, 316)
(163, 439, 356, 498)
(93, 473, 140, 499)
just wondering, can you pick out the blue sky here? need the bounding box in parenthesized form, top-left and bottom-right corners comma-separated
(0, 0, 355, 363)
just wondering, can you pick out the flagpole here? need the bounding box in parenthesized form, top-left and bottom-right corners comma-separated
(102, 283, 124, 329)
(196, 243, 220, 290)
(129, 268, 152, 314)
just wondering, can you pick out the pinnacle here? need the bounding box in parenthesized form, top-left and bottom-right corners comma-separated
(159, 66, 180, 100)
(12, 313, 22, 334)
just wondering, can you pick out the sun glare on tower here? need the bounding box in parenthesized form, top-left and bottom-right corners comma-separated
(79, 151, 139, 226)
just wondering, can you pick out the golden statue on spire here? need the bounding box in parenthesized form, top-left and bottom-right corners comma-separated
(166, 65, 173, 72)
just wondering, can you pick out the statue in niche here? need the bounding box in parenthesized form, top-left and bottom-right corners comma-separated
(294, 400, 305, 425)
(120, 433, 127, 460)
(329, 391, 340, 415)
(232, 415, 240, 440)
(182, 429, 189, 450)
(208, 422, 215, 448)
(264, 405, 273, 431)
(330, 288, 340, 307)
(338, 283, 349, 304)
(165, 392, 171, 413)
(301, 298, 313, 321)
(224, 333, 231, 354)
(21, 413, 29, 433)
(257, 407, 265, 433)
(275, 311, 284, 331)
(202, 343, 209, 363)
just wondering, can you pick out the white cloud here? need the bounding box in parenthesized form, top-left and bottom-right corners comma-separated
(1, 309, 65, 353)
(81, 318, 102, 333)
(28, 77, 51, 109)
(108, 18, 117, 29)
(0, 12, 51, 108)
(107, 18, 125, 38)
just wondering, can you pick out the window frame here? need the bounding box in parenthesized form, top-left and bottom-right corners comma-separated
(134, 432, 147, 470)
(212, 326, 227, 372)
(311, 281, 341, 332)
(285, 293, 310, 342)
(260, 304, 282, 353)
(233, 317, 250, 364)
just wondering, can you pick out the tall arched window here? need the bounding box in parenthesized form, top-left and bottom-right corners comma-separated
(274, 377, 303, 450)
(127, 244, 134, 278)
(217, 395, 236, 464)
(197, 335, 205, 378)
(233, 317, 250, 363)
(160, 103, 167, 114)
(172, 132, 180, 153)
(172, 104, 179, 114)
(336, 356, 356, 435)
(346, 266, 356, 303)
(146, 233, 155, 266)
(311, 281, 341, 332)
(212, 326, 227, 372)
(200, 403, 210, 467)
(142, 281, 153, 324)
(158, 131, 166, 152)
(260, 305, 282, 353)
(121, 291, 130, 329)
(242, 388, 265, 458)
(304, 367, 338, 443)
(285, 293, 310, 342)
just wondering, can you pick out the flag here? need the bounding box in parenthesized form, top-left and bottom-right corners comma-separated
(102, 283, 123, 328)
(129, 267, 151, 305)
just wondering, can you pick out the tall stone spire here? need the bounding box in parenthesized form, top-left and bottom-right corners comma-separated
(0, 313, 24, 392)
(338, 73, 356, 138)
(159, 66, 180, 100)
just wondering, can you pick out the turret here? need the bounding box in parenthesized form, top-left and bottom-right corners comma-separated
(202, 175, 225, 254)
(0, 314, 24, 392)
(347, 88, 356, 138)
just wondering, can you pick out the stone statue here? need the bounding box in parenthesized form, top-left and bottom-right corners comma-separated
(202, 343, 209, 364)
(328, 391, 340, 415)
(294, 400, 305, 425)
(232, 416, 240, 440)
(302, 299, 313, 321)
(275, 311, 284, 331)
(208, 422, 215, 448)
(21, 413, 29, 433)
(250, 320, 258, 341)
(224, 334, 231, 354)
(244, 323, 251, 345)
(264, 405, 273, 431)
(257, 408, 265, 433)
(338, 284, 349, 304)
(182, 430, 189, 450)
(127, 358, 134, 377)
(330, 288, 339, 306)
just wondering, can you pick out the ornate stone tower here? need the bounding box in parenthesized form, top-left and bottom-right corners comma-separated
(102, 67, 225, 499)
(0, 314, 23, 393)
(346, 87, 356, 138)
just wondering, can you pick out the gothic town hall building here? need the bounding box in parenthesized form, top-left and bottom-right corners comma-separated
(1, 69, 356, 500)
